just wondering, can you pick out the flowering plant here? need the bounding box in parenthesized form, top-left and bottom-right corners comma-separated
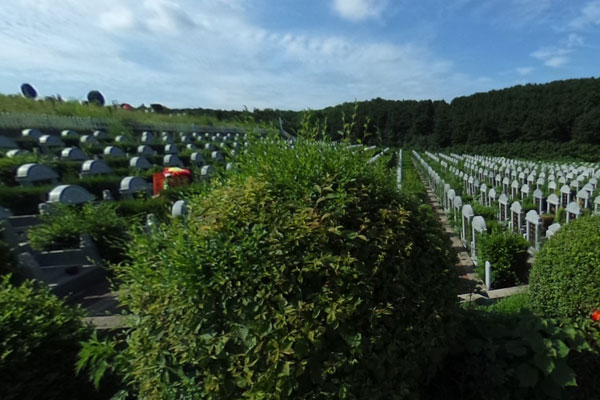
(592, 310, 600, 322)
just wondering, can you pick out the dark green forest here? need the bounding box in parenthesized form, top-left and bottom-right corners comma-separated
(173, 77, 600, 161)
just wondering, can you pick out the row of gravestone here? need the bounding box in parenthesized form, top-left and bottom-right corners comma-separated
(428, 152, 600, 216)
(413, 151, 563, 260)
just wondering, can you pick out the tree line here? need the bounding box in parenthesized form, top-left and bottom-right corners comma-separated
(171, 77, 600, 160)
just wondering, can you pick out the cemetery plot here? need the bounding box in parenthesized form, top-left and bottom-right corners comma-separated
(414, 149, 600, 289)
(0, 125, 253, 300)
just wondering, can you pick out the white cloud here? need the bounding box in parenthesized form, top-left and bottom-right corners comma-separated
(0, 0, 485, 109)
(531, 46, 572, 68)
(516, 67, 534, 76)
(569, 0, 600, 29)
(331, 0, 388, 22)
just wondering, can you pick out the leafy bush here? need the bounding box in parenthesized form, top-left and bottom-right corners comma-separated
(401, 152, 426, 201)
(28, 202, 131, 264)
(0, 275, 100, 400)
(529, 215, 600, 319)
(426, 309, 591, 400)
(476, 229, 530, 288)
(472, 203, 498, 224)
(0, 237, 18, 276)
(110, 139, 460, 399)
(0, 154, 38, 186)
(0, 184, 53, 215)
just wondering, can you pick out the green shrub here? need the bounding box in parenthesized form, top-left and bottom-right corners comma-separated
(476, 229, 530, 288)
(0, 184, 52, 215)
(529, 215, 600, 319)
(401, 153, 426, 201)
(0, 237, 18, 276)
(111, 139, 460, 399)
(28, 202, 131, 264)
(0, 275, 99, 400)
(0, 155, 38, 186)
(426, 309, 591, 400)
(472, 203, 498, 223)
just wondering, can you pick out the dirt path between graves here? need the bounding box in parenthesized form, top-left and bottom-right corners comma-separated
(416, 166, 529, 302)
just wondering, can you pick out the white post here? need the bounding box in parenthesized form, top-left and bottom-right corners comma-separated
(485, 261, 492, 289)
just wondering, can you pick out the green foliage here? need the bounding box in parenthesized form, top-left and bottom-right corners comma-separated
(0, 236, 18, 276)
(28, 202, 131, 263)
(402, 152, 427, 202)
(108, 139, 459, 399)
(0, 275, 99, 400)
(0, 184, 53, 215)
(0, 154, 39, 186)
(484, 292, 532, 314)
(472, 203, 498, 225)
(476, 229, 530, 288)
(529, 215, 600, 319)
(427, 309, 591, 400)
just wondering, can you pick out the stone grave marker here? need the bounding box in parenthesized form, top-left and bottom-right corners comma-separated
(103, 146, 126, 158)
(129, 156, 152, 170)
(190, 152, 205, 166)
(499, 193, 509, 222)
(525, 210, 542, 250)
(546, 223, 561, 239)
(576, 189, 590, 209)
(560, 185, 571, 208)
(594, 195, 600, 215)
(48, 185, 94, 204)
(453, 196, 462, 224)
(80, 135, 99, 145)
(502, 177, 510, 194)
(480, 183, 487, 205)
(22, 128, 42, 139)
(461, 204, 474, 245)
(211, 151, 225, 162)
(39, 135, 64, 148)
(446, 189, 456, 212)
(119, 176, 149, 198)
(471, 216, 486, 260)
(163, 154, 184, 167)
(546, 193, 559, 215)
(511, 180, 520, 200)
(141, 131, 156, 145)
(165, 144, 179, 155)
(61, 130, 79, 139)
(61, 147, 86, 160)
(520, 183, 530, 200)
(93, 130, 108, 140)
(533, 188, 544, 214)
(171, 200, 188, 217)
(488, 188, 497, 207)
(16, 163, 59, 186)
(80, 160, 112, 177)
(510, 201, 523, 234)
(6, 149, 28, 157)
(565, 201, 581, 223)
(201, 165, 216, 179)
(137, 145, 155, 156)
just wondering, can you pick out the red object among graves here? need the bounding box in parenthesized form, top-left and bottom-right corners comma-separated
(153, 167, 192, 195)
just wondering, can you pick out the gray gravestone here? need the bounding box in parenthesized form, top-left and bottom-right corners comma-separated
(48, 185, 94, 204)
(15, 164, 59, 186)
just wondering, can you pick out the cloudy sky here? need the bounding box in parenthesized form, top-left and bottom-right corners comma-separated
(0, 0, 599, 110)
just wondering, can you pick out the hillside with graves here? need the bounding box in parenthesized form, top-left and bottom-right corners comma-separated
(0, 90, 599, 399)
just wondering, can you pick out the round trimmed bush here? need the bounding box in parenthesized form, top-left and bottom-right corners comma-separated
(116, 139, 460, 399)
(529, 215, 600, 318)
(0, 276, 97, 400)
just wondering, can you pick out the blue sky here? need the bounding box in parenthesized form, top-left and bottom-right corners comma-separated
(0, 0, 599, 110)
